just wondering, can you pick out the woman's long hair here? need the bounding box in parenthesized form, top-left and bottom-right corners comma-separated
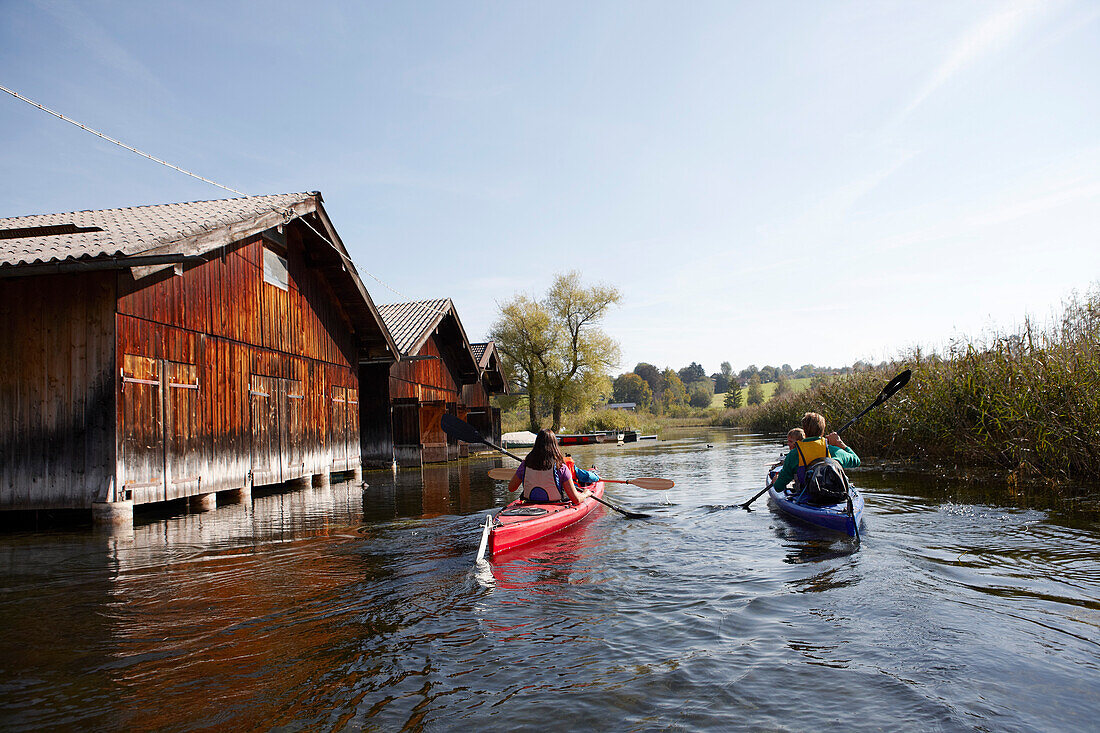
(525, 429, 565, 471)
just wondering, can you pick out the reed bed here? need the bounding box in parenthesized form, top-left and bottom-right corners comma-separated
(715, 289, 1100, 487)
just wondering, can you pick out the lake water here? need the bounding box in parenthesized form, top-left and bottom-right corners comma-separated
(1, 428, 1097, 731)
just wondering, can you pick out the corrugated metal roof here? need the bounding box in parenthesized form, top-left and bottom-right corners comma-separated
(0, 192, 313, 267)
(376, 299, 453, 356)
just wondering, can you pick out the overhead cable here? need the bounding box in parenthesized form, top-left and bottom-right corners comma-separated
(0, 83, 449, 317)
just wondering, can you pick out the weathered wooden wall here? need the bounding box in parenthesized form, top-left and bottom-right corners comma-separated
(0, 272, 117, 509)
(461, 381, 490, 449)
(388, 335, 467, 466)
(388, 336, 460, 403)
(113, 226, 363, 503)
(461, 381, 490, 410)
(462, 377, 502, 447)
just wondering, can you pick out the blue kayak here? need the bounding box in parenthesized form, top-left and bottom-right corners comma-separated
(766, 469, 864, 538)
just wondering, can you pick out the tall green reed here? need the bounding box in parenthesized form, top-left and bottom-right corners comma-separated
(715, 288, 1100, 486)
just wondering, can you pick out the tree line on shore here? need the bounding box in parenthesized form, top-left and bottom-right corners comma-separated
(488, 270, 888, 430)
(610, 361, 857, 412)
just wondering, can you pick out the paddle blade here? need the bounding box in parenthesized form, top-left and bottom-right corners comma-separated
(629, 477, 675, 490)
(880, 369, 912, 401)
(487, 467, 515, 481)
(475, 514, 492, 563)
(441, 413, 484, 444)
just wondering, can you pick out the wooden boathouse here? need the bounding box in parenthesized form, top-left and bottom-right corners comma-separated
(463, 342, 508, 448)
(375, 300, 481, 466)
(0, 192, 397, 522)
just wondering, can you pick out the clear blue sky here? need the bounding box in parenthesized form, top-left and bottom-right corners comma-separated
(3, 1, 1098, 375)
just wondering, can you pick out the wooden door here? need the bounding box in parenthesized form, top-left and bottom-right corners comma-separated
(330, 386, 349, 470)
(164, 361, 202, 500)
(420, 401, 447, 464)
(282, 379, 305, 479)
(491, 407, 502, 445)
(120, 354, 164, 503)
(391, 399, 421, 466)
(344, 387, 359, 469)
(250, 375, 281, 486)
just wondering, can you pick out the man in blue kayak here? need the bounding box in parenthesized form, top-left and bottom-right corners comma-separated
(770, 412, 860, 501)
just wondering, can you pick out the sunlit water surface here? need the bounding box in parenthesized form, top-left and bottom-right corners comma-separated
(1, 428, 1098, 731)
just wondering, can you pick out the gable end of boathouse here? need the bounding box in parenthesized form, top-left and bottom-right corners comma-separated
(0, 192, 398, 517)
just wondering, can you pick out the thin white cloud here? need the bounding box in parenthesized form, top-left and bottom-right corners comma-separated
(32, 0, 166, 94)
(900, 0, 1046, 119)
(871, 146, 1100, 253)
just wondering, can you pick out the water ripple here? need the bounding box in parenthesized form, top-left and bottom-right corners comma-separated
(0, 431, 1098, 731)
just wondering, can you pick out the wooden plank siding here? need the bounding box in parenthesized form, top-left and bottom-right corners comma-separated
(461, 382, 492, 410)
(388, 334, 466, 466)
(462, 380, 502, 447)
(112, 228, 363, 501)
(388, 336, 460, 402)
(0, 272, 117, 509)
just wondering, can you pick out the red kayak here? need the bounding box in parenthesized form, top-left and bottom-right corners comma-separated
(478, 481, 605, 558)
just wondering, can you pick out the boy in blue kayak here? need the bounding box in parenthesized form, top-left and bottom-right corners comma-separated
(770, 428, 805, 470)
(770, 412, 860, 499)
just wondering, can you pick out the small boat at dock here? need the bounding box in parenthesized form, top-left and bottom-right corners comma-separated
(558, 433, 601, 446)
(501, 431, 537, 449)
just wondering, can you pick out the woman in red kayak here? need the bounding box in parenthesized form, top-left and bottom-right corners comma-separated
(506, 429, 592, 505)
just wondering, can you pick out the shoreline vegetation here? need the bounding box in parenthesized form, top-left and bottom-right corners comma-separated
(496, 284, 1098, 496)
(715, 288, 1100, 493)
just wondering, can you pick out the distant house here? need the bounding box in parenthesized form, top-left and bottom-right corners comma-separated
(462, 342, 508, 447)
(376, 300, 480, 466)
(0, 192, 397, 522)
(606, 402, 637, 411)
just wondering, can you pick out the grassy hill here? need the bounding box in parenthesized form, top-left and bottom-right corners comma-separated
(710, 376, 813, 408)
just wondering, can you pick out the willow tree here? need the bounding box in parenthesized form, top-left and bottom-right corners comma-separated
(490, 272, 621, 431)
(541, 272, 621, 429)
(488, 295, 557, 431)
